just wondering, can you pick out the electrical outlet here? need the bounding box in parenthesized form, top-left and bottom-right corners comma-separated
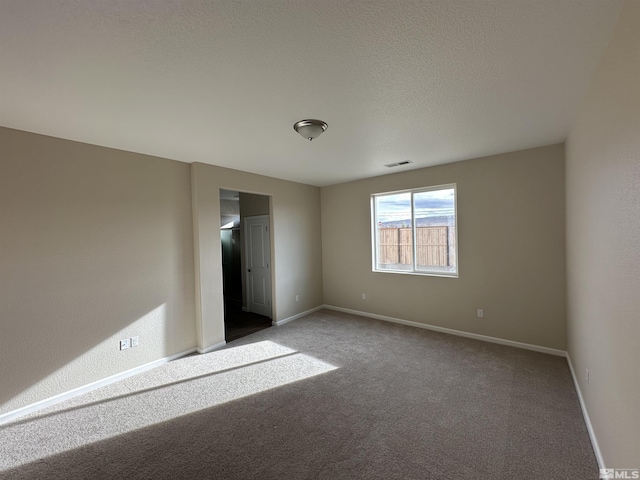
(120, 338, 130, 350)
(130, 336, 139, 348)
(477, 309, 484, 318)
(586, 369, 589, 385)
(295, 295, 299, 302)
(362, 293, 366, 300)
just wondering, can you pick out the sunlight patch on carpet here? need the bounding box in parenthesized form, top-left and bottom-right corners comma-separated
(0, 341, 338, 470)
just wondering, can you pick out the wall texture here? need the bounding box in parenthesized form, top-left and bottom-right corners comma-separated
(191, 163, 323, 350)
(565, 0, 639, 468)
(321, 144, 566, 350)
(0, 128, 196, 415)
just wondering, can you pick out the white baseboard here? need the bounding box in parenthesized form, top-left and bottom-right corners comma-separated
(323, 305, 567, 357)
(273, 306, 324, 327)
(566, 354, 605, 470)
(0, 347, 197, 426)
(197, 341, 227, 354)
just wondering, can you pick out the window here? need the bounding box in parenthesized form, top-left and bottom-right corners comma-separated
(371, 184, 457, 277)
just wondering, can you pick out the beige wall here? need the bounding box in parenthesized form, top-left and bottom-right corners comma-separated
(239, 192, 269, 218)
(321, 144, 566, 350)
(565, 0, 640, 468)
(0, 127, 196, 415)
(191, 163, 323, 350)
(0, 128, 324, 415)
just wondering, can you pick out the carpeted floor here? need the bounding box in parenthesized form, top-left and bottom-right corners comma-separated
(0, 309, 597, 479)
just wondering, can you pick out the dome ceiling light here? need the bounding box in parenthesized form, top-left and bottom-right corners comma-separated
(293, 119, 328, 141)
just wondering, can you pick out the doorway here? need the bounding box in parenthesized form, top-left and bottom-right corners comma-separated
(220, 189, 272, 342)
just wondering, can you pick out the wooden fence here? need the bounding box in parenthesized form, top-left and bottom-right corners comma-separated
(378, 226, 455, 267)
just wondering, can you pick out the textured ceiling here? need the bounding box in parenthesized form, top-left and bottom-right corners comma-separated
(0, 0, 623, 186)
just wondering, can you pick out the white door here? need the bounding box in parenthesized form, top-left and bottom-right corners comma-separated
(244, 215, 272, 318)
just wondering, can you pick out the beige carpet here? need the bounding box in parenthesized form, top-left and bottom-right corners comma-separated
(0, 309, 597, 479)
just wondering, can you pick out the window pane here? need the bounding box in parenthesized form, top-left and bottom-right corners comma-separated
(374, 192, 413, 271)
(413, 188, 456, 274)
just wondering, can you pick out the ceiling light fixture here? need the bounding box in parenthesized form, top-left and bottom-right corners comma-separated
(293, 119, 328, 141)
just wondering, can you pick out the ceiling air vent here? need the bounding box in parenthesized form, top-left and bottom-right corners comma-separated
(384, 160, 413, 168)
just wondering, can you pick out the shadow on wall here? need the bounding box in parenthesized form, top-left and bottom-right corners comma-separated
(1, 207, 193, 415)
(0, 128, 195, 416)
(0, 296, 174, 415)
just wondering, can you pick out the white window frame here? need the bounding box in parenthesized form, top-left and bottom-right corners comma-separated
(371, 183, 458, 278)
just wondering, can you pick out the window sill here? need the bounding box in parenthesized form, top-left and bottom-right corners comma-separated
(372, 269, 458, 279)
